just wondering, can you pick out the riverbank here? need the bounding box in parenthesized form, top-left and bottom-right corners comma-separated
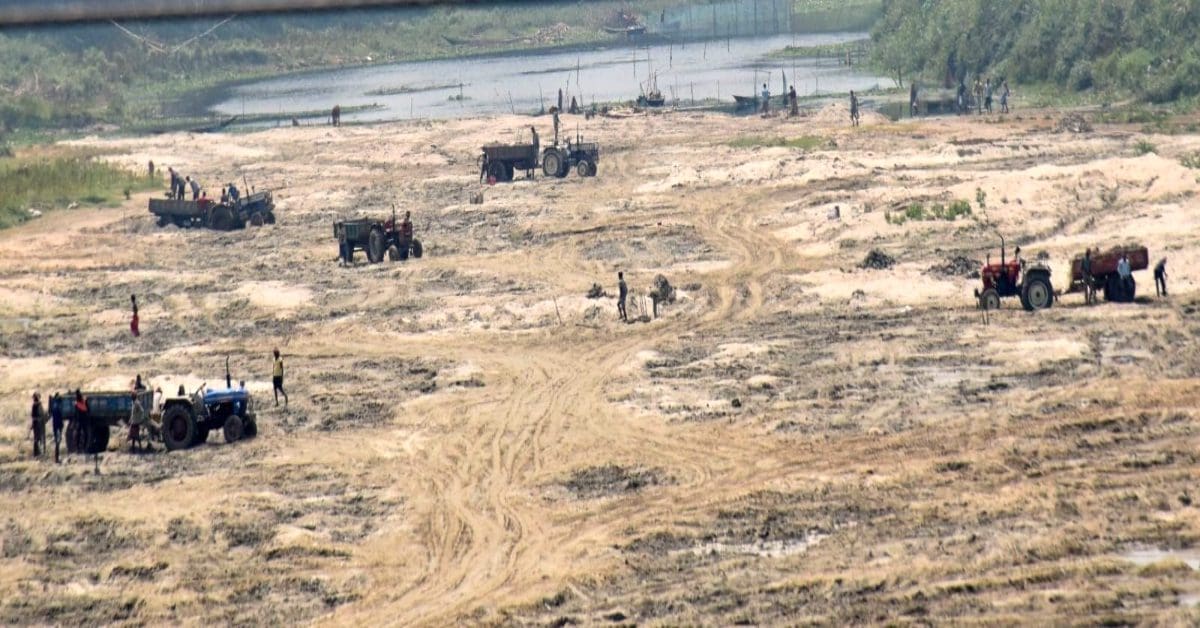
(3, 102, 1199, 626)
(0, 0, 885, 134)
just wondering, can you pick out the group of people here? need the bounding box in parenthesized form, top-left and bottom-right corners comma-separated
(165, 168, 245, 205)
(957, 76, 1010, 115)
(166, 167, 203, 201)
(28, 385, 142, 472)
(758, 83, 801, 118)
(27, 351, 291, 467)
(1079, 249, 1168, 304)
(219, 182, 242, 205)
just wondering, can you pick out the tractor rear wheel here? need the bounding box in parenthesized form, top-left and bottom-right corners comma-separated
(411, 239, 423, 259)
(208, 205, 235, 231)
(66, 421, 81, 454)
(90, 423, 110, 454)
(1022, 275, 1053, 311)
(487, 161, 506, 182)
(367, 228, 387, 263)
(162, 405, 196, 451)
(223, 415, 244, 444)
(980, 288, 1001, 311)
(542, 151, 562, 178)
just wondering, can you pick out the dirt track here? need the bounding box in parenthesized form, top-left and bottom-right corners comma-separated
(2, 105, 1200, 625)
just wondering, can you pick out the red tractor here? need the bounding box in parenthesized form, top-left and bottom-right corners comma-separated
(974, 235, 1054, 311)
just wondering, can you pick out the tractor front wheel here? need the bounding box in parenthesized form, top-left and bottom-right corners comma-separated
(243, 419, 258, 438)
(411, 239, 423, 259)
(249, 212, 265, 227)
(162, 405, 196, 451)
(1022, 275, 1053, 311)
(980, 288, 1001, 311)
(387, 245, 400, 261)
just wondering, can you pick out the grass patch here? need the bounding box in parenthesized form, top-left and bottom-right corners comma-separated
(727, 135, 826, 150)
(770, 39, 868, 60)
(885, 199, 973, 225)
(1181, 152, 1200, 169)
(1134, 140, 1157, 156)
(0, 149, 154, 229)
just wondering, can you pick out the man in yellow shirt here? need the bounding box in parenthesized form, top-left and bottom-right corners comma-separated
(272, 348, 288, 408)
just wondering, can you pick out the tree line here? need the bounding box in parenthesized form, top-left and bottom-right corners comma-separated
(870, 0, 1200, 102)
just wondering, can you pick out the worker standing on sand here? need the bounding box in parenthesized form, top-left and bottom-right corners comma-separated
(130, 294, 139, 337)
(974, 78, 984, 115)
(30, 392, 45, 458)
(1000, 80, 1011, 114)
(332, 105, 341, 127)
(400, 210, 414, 251)
(128, 391, 147, 452)
(1118, 254, 1133, 300)
(761, 83, 771, 115)
(788, 85, 798, 117)
(617, 272, 628, 322)
(272, 349, 289, 408)
(984, 78, 994, 114)
(1155, 258, 1168, 297)
(75, 390, 101, 474)
(50, 393, 64, 463)
(1082, 248, 1095, 305)
(849, 91, 860, 127)
(910, 82, 919, 117)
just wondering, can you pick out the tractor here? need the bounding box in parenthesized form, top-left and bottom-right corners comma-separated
(541, 129, 599, 178)
(974, 235, 1054, 311)
(160, 361, 258, 451)
(333, 208, 423, 264)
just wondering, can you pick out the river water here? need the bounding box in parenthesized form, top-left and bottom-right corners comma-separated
(211, 32, 884, 123)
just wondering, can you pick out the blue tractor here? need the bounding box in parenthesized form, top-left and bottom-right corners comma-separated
(161, 363, 258, 450)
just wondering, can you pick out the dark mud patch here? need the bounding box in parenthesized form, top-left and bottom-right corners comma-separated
(562, 464, 668, 499)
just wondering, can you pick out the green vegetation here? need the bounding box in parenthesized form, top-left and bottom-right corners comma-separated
(0, 151, 153, 229)
(885, 199, 973, 225)
(870, 0, 1200, 103)
(727, 135, 826, 150)
(770, 39, 868, 60)
(790, 0, 883, 33)
(1181, 152, 1200, 170)
(1134, 140, 1157, 156)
